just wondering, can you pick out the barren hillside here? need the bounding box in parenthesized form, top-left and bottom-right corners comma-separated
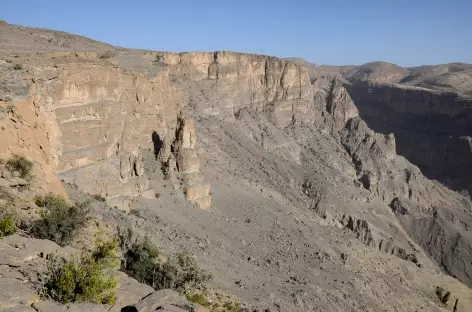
(1, 22, 472, 312)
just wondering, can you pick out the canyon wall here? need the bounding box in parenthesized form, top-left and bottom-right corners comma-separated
(346, 82, 472, 195)
(20, 51, 312, 209)
(310, 77, 472, 288)
(4, 50, 472, 288)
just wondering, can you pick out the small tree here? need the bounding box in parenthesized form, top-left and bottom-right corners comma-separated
(0, 193, 18, 238)
(0, 214, 17, 238)
(6, 155, 33, 179)
(156, 252, 212, 291)
(43, 238, 119, 304)
(186, 292, 209, 307)
(33, 193, 90, 246)
(120, 233, 160, 286)
(119, 229, 211, 292)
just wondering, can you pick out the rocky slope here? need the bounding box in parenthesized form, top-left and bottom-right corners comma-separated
(1, 22, 472, 311)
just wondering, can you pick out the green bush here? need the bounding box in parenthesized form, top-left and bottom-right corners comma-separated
(119, 229, 211, 292)
(186, 292, 209, 307)
(120, 232, 160, 286)
(43, 238, 119, 304)
(32, 193, 90, 246)
(158, 252, 212, 291)
(222, 301, 241, 312)
(0, 214, 17, 238)
(6, 155, 33, 179)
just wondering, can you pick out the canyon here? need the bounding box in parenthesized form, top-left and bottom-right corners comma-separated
(1, 22, 472, 312)
(290, 59, 472, 196)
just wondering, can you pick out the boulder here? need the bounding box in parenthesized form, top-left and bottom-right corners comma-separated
(125, 289, 208, 312)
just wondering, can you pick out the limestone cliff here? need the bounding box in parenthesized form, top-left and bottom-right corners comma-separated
(0, 96, 66, 197)
(2, 51, 312, 210)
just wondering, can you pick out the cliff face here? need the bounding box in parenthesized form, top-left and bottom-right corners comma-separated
(346, 82, 472, 195)
(0, 93, 66, 197)
(11, 51, 312, 209)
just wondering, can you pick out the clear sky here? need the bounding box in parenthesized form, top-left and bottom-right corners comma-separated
(1, 0, 471, 66)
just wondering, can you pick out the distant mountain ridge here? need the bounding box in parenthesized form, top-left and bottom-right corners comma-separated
(287, 58, 472, 98)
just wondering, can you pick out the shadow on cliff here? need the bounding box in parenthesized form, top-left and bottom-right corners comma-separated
(152, 131, 163, 159)
(345, 82, 472, 196)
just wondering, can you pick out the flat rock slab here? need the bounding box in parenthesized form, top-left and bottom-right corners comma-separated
(2, 306, 38, 312)
(33, 301, 106, 312)
(0, 278, 38, 311)
(108, 271, 154, 312)
(126, 289, 209, 312)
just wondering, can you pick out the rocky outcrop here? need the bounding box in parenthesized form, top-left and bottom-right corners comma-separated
(172, 117, 211, 209)
(123, 289, 209, 312)
(0, 98, 66, 197)
(435, 286, 469, 312)
(316, 80, 472, 287)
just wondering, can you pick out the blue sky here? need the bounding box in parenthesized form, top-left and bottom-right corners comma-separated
(1, 0, 471, 66)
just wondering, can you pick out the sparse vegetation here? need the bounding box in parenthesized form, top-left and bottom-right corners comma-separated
(92, 194, 106, 202)
(32, 193, 90, 246)
(159, 252, 212, 291)
(6, 104, 15, 114)
(0, 214, 17, 238)
(6, 155, 33, 179)
(187, 292, 242, 312)
(221, 301, 241, 312)
(186, 292, 210, 307)
(122, 235, 160, 286)
(43, 238, 119, 304)
(128, 209, 142, 218)
(99, 50, 117, 59)
(13, 64, 22, 70)
(119, 228, 211, 292)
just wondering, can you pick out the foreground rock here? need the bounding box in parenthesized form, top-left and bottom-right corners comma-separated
(124, 289, 209, 312)
(0, 235, 209, 312)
